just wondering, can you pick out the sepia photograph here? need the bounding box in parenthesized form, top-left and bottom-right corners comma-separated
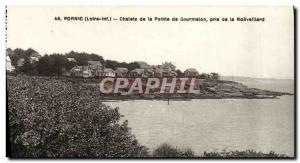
(6, 6, 295, 158)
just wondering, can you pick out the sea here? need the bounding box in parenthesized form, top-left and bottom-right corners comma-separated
(103, 77, 294, 156)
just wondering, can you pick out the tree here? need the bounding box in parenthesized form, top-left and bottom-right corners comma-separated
(90, 53, 105, 64)
(65, 51, 105, 66)
(127, 62, 141, 71)
(105, 60, 140, 71)
(210, 72, 220, 80)
(199, 73, 210, 79)
(19, 58, 37, 75)
(105, 60, 119, 69)
(152, 144, 195, 157)
(36, 54, 70, 76)
(175, 69, 183, 77)
(65, 51, 90, 66)
(7, 48, 39, 68)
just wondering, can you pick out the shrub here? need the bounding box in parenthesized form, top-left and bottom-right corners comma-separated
(152, 143, 195, 157)
(152, 144, 289, 158)
(7, 75, 148, 158)
(202, 149, 289, 158)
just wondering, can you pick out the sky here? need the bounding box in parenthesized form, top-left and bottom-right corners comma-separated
(6, 6, 294, 79)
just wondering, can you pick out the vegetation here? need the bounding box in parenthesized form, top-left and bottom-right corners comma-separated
(7, 48, 141, 76)
(65, 51, 105, 66)
(8, 75, 148, 157)
(152, 144, 195, 157)
(7, 48, 37, 67)
(36, 54, 76, 76)
(6, 48, 220, 79)
(151, 144, 288, 158)
(105, 60, 141, 71)
(175, 69, 184, 77)
(202, 149, 289, 158)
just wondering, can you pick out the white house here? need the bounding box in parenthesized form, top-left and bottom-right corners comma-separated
(6, 56, 15, 72)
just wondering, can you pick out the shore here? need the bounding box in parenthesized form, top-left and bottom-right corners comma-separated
(75, 77, 293, 100)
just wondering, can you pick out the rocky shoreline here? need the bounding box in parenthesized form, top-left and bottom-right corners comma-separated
(98, 79, 293, 100)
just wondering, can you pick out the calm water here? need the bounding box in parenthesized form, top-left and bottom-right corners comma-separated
(103, 79, 294, 156)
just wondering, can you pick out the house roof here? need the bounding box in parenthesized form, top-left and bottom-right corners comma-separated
(130, 68, 145, 74)
(170, 71, 177, 75)
(71, 65, 90, 71)
(104, 68, 115, 73)
(116, 67, 129, 73)
(88, 61, 103, 66)
(67, 58, 77, 62)
(71, 66, 81, 71)
(184, 68, 199, 73)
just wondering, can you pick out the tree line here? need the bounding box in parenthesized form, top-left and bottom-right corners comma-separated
(7, 48, 220, 79)
(7, 48, 141, 76)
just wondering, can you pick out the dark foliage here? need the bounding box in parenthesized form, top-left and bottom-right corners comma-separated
(152, 143, 195, 157)
(7, 48, 37, 68)
(7, 48, 221, 79)
(105, 60, 140, 71)
(8, 75, 148, 158)
(36, 54, 77, 76)
(19, 58, 38, 75)
(202, 149, 288, 158)
(175, 69, 183, 77)
(152, 144, 289, 158)
(7, 48, 143, 76)
(65, 51, 105, 66)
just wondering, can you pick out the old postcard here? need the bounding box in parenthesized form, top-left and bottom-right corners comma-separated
(6, 6, 294, 158)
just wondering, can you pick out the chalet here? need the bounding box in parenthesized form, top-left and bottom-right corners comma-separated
(144, 68, 154, 78)
(83, 67, 93, 78)
(116, 67, 129, 77)
(99, 68, 116, 77)
(70, 66, 82, 77)
(70, 65, 92, 78)
(184, 68, 199, 77)
(129, 69, 146, 78)
(88, 61, 104, 77)
(64, 60, 206, 79)
(153, 66, 177, 78)
(88, 61, 103, 69)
